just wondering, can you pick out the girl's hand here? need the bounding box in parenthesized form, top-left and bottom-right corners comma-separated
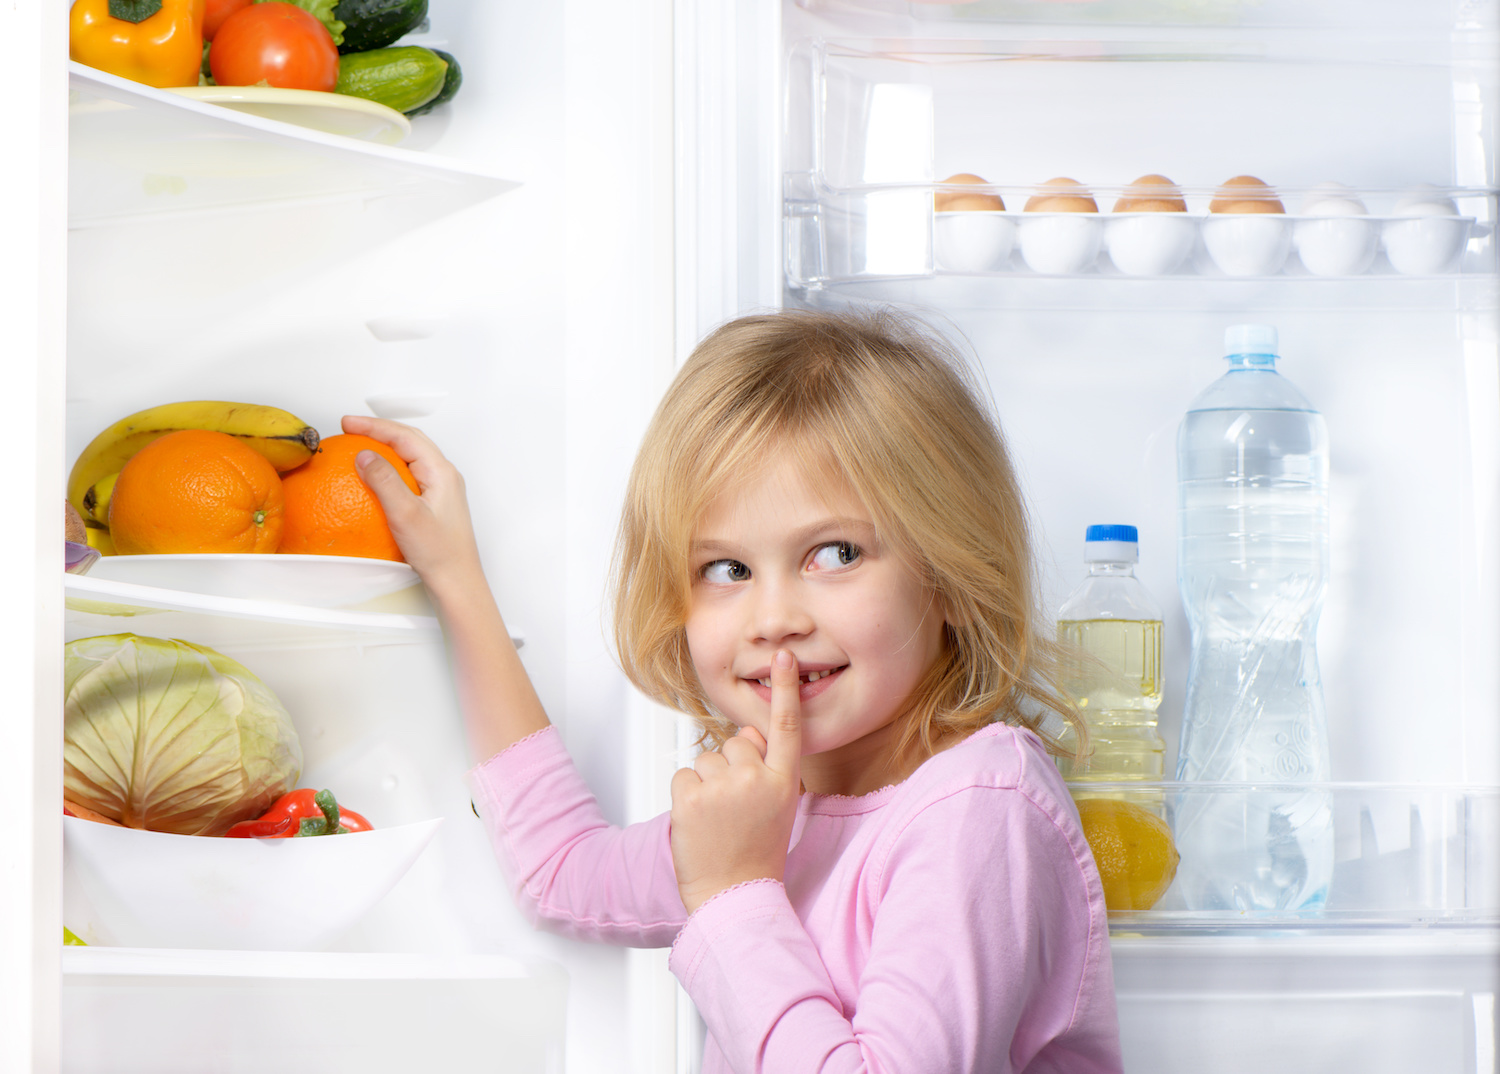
(341, 415, 483, 591)
(669, 649, 803, 915)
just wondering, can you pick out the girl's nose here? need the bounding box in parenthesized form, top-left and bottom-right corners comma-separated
(750, 579, 814, 643)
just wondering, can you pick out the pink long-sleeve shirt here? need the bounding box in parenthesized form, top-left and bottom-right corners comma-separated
(469, 721, 1122, 1074)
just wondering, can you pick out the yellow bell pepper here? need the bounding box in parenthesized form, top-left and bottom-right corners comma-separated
(70, 0, 206, 89)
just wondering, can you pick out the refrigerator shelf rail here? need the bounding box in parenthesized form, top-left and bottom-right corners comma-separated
(61, 574, 526, 652)
(795, 0, 1500, 38)
(64, 574, 441, 638)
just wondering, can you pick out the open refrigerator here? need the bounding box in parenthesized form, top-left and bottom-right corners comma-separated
(678, 0, 1500, 1070)
(4, 0, 1498, 1071)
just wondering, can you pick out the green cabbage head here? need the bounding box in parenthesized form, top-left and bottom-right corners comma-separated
(64, 634, 303, 836)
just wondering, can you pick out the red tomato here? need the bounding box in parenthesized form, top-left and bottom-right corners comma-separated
(209, 2, 339, 92)
(203, 0, 253, 41)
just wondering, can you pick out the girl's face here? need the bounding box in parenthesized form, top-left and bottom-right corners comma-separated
(684, 451, 947, 797)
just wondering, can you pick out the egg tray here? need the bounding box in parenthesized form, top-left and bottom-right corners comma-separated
(783, 179, 1494, 286)
(930, 207, 1479, 278)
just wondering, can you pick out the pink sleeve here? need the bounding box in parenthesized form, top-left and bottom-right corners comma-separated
(467, 726, 686, 947)
(667, 784, 1121, 1074)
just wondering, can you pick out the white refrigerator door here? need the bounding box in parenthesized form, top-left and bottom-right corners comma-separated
(39, 1, 688, 1073)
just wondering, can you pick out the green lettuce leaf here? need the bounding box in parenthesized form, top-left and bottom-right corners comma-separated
(255, 0, 345, 47)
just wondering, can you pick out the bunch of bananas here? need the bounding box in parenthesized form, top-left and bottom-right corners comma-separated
(68, 402, 321, 555)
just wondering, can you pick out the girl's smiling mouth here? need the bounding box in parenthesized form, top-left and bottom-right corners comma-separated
(745, 664, 847, 700)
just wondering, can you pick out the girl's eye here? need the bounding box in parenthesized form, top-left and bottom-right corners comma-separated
(810, 541, 861, 571)
(701, 559, 751, 583)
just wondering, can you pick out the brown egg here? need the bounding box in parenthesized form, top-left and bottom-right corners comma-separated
(1209, 175, 1285, 214)
(1024, 177, 1098, 213)
(1113, 174, 1187, 213)
(935, 173, 1005, 212)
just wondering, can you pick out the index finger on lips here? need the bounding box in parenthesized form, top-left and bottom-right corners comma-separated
(765, 649, 803, 777)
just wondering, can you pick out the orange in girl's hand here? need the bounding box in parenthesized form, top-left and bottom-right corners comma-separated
(278, 434, 419, 561)
(109, 429, 285, 555)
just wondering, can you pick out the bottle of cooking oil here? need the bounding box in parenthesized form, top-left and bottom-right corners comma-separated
(1056, 525, 1165, 782)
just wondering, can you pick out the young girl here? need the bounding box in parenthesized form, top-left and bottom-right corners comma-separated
(345, 307, 1122, 1074)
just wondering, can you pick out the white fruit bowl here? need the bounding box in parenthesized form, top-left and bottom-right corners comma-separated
(64, 815, 442, 950)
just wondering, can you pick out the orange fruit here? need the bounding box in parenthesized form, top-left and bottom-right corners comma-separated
(278, 433, 419, 561)
(109, 429, 284, 555)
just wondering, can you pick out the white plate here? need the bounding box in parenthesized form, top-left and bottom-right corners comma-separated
(167, 85, 411, 145)
(64, 815, 442, 950)
(89, 554, 421, 608)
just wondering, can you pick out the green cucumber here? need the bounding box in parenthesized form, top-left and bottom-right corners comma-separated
(334, 0, 428, 54)
(336, 46, 447, 115)
(404, 49, 460, 116)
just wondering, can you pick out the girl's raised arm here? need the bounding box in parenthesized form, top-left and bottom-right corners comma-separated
(343, 414, 550, 762)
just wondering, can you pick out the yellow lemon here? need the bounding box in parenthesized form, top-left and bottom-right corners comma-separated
(1074, 797, 1180, 912)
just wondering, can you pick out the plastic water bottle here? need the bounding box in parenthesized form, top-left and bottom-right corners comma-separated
(1056, 525, 1166, 784)
(1173, 324, 1333, 913)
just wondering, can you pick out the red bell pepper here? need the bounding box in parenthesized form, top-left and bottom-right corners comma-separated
(224, 788, 372, 838)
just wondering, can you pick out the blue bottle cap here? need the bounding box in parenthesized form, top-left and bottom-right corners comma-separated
(1085, 524, 1138, 544)
(1224, 324, 1279, 358)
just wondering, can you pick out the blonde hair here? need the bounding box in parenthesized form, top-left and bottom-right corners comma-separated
(611, 306, 1083, 763)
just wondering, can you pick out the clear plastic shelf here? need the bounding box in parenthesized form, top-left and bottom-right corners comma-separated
(783, 36, 1498, 291)
(1068, 781, 1500, 932)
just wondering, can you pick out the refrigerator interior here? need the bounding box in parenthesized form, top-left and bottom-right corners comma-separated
(52, 0, 1500, 1068)
(61, 1, 682, 1071)
(739, 0, 1500, 1070)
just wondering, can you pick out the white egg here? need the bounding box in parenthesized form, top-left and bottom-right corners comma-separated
(933, 211, 1017, 273)
(1385, 185, 1469, 274)
(1300, 182, 1368, 217)
(1294, 183, 1376, 275)
(1393, 184, 1460, 217)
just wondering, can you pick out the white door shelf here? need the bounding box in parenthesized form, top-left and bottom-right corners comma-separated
(61, 946, 568, 1074)
(69, 62, 517, 230)
(1112, 929, 1499, 1074)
